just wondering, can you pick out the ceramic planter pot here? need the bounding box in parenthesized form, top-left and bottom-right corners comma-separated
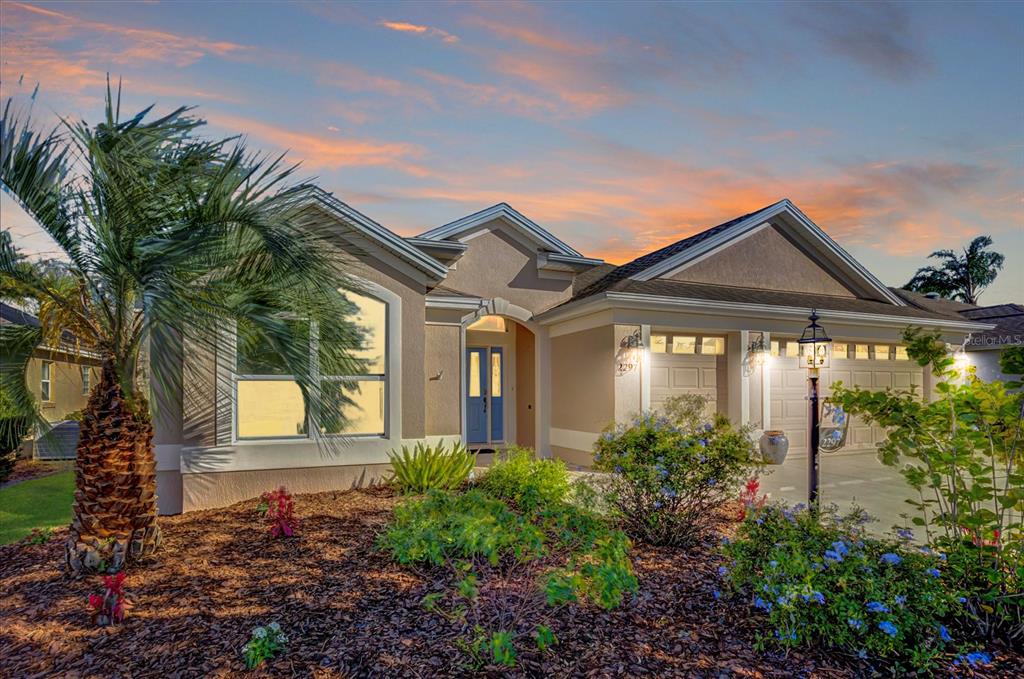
(759, 430, 789, 465)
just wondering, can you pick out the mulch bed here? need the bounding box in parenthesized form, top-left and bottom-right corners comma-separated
(0, 488, 1018, 678)
(1, 459, 74, 488)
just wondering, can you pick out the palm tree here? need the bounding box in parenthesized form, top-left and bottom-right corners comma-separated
(904, 236, 1005, 305)
(1, 86, 365, 574)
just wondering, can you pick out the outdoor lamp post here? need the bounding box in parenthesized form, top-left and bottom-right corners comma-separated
(798, 310, 831, 510)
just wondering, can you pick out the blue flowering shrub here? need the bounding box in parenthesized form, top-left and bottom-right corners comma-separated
(592, 412, 760, 547)
(721, 503, 966, 671)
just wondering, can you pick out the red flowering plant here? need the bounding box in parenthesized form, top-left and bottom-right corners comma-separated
(88, 571, 129, 625)
(737, 477, 767, 520)
(259, 486, 296, 538)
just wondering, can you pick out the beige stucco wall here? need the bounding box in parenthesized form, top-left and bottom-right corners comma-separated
(668, 225, 856, 297)
(26, 353, 99, 422)
(425, 323, 461, 436)
(180, 463, 391, 512)
(442, 221, 574, 314)
(515, 323, 536, 448)
(551, 325, 614, 433)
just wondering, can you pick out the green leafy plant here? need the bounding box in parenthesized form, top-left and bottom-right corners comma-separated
(533, 624, 557, 652)
(243, 622, 287, 670)
(0, 392, 28, 484)
(379, 485, 637, 669)
(592, 412, 760, 546)
(831, 330, 1023, 640)
(24, 527, 54, 545)
(659, 392, 714, 434)
(387, 441, 476, 494)
(476, 446, 569, 513)
(721, 503, 965, 672)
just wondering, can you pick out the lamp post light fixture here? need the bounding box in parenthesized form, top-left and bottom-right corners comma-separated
(798, 310, 832, 509)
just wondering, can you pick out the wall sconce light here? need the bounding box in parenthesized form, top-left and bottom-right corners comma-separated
(616, 327, 643, 376)
(747, 333, 769, 368)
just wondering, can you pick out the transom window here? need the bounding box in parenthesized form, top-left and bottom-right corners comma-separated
(650, 333, 725, 356)
(235, 291, 388, 440)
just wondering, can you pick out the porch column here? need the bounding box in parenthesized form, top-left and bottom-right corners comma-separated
(727, 331, 750, 426)
(760, 331, 772, 430)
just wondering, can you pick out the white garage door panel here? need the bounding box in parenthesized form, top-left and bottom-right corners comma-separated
(772, 351, 923, 457)
(651, 353, 717, 414)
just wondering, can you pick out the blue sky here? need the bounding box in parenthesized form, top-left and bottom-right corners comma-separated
(2, 0, 1022, 302)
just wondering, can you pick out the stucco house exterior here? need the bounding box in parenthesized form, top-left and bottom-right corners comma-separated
(961, 304, 1024, 381)
(151, 191, 992, 514)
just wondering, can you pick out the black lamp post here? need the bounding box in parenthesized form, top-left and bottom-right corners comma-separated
(798, 310, 831, 510)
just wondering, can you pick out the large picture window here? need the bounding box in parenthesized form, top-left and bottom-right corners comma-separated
(235, 290, 388, 440)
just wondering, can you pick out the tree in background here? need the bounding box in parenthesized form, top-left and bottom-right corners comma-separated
(1, 86, 366, 574)
(904, 235, 1005, 305)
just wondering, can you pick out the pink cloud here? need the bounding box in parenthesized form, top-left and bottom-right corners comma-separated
(379, 20, 459, 43)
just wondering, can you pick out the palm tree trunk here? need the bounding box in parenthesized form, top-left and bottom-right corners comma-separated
(65, 361, 161, 575)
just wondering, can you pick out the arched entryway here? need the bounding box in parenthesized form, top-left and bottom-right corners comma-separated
(460, 299, 541, 453)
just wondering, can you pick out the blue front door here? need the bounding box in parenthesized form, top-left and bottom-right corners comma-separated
(466, 348, 488, 444)
(490, 348, 504, 442)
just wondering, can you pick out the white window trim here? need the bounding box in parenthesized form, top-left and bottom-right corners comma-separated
(40, 361, 53, 402)
(229, 279, 401, 445)
(81, 365, 90, 396)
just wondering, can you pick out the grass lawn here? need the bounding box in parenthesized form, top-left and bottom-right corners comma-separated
(0, 471, 74, 544)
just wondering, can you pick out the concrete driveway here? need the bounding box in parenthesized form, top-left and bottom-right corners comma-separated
(757, 449, 922, 536)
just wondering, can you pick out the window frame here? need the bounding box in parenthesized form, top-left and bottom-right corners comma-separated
(233, 291, 391, 442)
(40, 360, 53, 402)
(81, 366, 91, 396)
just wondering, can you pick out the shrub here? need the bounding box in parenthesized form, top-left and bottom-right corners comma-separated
(387, 441, 476, 494)
(0, 412, 29, 484)
(380, 487, 637, 669)
(659, 392, 714, 433)
(477, 447, 570, 513)
(721, 503, 965, 672)
(259, 486, 296, 538)
(592, 412, 760, 546)
(832, 330, 1023, 640)
(87, 571, 129, 626)
(243, 622, 287, 669)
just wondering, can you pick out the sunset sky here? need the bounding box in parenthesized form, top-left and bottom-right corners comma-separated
(2, 0, 1022, 303)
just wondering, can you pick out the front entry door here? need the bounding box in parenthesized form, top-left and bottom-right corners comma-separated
(466, 347, 504, 445)
(466, 348, 488, 444)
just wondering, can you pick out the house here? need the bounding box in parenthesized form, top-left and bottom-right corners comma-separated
(151, 192, 992, 514)
(1, 302, 101, 423)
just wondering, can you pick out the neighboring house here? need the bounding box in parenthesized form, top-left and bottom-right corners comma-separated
(151, 192, 992, 514)
(960, 304, 1024, 381)
(1, 302, 101, 422)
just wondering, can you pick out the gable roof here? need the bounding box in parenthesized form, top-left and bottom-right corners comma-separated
(298, 187, 448, 280)
(417, 203, 589, 259)
(569, 199, 905, 307)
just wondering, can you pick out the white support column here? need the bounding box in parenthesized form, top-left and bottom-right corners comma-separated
(640, 324, 651, 413)
(761, 331, 772, 431)
(727, 331, 750, 426)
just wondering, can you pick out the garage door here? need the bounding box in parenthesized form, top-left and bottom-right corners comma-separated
(770, 339, 923, 456)
(650, 333, 724, 416)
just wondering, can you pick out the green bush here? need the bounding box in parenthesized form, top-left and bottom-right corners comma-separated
(721, 503, 965, 672)
(659, 392, 714, 433)
(0, 416, 29, 484)
(592, 412, 760, 546)
(386, 441, 476, 494)
(832, 330, 1023, 640)
(379, 486, 637, 669)
(476, 447, 569, 513)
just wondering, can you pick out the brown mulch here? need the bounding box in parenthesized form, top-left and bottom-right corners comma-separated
(0, 488, 1018, 678)
(1, 459, 74, 488)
